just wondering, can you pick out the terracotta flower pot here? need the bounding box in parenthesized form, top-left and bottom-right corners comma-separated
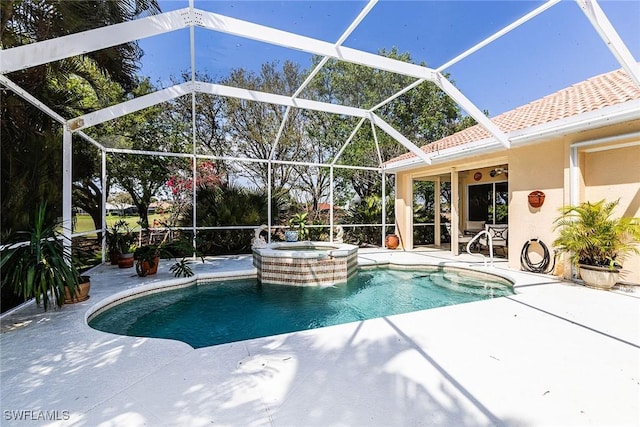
(385, 234, 400, 250)
(118, 253, 134, 268)
(109, 252, 121, 265)
(64, 276, 91, 304)
(528, 191, 545, 208)
(136, 256, 160, 277)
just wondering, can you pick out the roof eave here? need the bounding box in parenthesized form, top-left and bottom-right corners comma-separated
(383, 99, 640, 173)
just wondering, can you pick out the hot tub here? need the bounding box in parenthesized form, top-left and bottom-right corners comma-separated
(252, 241, 358, 286)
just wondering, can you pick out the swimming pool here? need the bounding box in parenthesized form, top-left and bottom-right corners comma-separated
(89, 267, 513, 348)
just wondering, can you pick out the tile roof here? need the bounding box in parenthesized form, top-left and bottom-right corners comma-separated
(387, 67, 640, 164)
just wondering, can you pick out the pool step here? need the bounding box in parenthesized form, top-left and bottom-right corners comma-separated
(427, 272, 506, 296)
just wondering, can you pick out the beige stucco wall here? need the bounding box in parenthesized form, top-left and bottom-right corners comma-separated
(583, 145, 640, 283)
(507, 139, 565, 275)
(393, 121, 640, 284)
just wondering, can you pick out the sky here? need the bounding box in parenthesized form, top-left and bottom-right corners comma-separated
(137, 0, 640, 117)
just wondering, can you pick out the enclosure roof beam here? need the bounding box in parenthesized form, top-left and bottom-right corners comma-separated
(0, 75, 66, 124)
(369, 113, 432, 164)
(436, 0, 561, 73)
(331, 118, 367, 167)
(69, 83, 193, 131)
(196, 9, 439, 82)
(369, 0, 561, 115)
(270, 0, 378, 161)
(70, 80, 371, 132)
(577, 0, 640, 87)
(194, 82, 369, 117)
(0, 9, 191, 74)
(433, 73, 511, 148)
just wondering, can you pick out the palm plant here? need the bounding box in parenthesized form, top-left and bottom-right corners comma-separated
(553, 199, 640, 269)
(0, 203, 80, 310)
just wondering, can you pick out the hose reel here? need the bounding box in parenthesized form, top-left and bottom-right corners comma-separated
(520, 238, 556, 274)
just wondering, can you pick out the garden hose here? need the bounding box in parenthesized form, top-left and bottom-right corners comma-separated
(520, 238, 556, 273)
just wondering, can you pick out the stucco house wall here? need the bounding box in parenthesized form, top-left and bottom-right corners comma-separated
(387, 67, 640, 285)
(393, 124, 640, 283)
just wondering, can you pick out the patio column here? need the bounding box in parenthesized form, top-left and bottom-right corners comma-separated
(451, 167, 460, 255)
(381, 171, 386, 247)
(62, 128, 73, 254)
(434, 176, 441, 247)
(267, 161, 272, 243)
(329, 166, 334, 242)
(101, 150, 107, 263)
(395, 172, 412, 250)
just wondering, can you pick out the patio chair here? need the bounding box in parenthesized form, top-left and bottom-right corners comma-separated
(481, 224, 508, 256)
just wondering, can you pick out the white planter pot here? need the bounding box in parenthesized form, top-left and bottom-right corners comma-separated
(284, 230, 299, 242)
(578, 264, 620, 290)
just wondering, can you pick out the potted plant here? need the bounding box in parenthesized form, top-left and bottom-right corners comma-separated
(64, 274, 91, 304)
(106, 220, 125, 264)
(118, 243, 136, 269)
(553, 199, 640, 290)
(134, 244, 162, 277)
(0, 203, 87, 310)
(286, 212, 309, 242)
(106, 220, 136, 266)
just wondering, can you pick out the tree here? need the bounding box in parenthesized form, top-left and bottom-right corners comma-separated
(100, 78, 189, 229)
(1, 0, 160, 236)
(307, 48, 474, 200)
(219, 61, 308, 193)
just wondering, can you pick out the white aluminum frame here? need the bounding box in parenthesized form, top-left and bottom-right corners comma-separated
(1, 0, 638, 255)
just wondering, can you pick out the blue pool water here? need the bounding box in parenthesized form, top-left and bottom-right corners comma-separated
(89, 268, 513, 348)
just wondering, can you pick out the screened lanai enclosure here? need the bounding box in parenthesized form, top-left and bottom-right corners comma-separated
(1, 0, 638, 260)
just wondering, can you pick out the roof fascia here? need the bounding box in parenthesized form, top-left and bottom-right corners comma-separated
(0, 9, 191, 74)
(383, 99, 640, 172)
(70, 83, 193, 131)
(577, 0, 640, 87)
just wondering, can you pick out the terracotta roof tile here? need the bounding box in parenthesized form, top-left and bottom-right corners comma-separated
(387, 68, 640, 164)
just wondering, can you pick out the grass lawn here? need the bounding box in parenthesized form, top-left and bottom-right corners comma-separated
(74, 213, 169, 235)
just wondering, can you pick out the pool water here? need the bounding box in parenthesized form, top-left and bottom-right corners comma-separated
(89, 268, 513, 348)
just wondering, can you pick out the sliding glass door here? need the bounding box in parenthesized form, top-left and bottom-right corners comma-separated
(467, 182, 508, 225)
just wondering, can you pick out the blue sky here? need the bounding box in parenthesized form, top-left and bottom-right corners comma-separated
(137, 0, 640, 117)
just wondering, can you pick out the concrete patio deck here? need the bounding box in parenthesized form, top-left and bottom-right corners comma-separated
(1, 248, 639, 427)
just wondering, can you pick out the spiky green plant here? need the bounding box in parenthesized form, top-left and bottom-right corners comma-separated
(288, 212, 309, 240)
(170, 258, 194, 278)
(553, 199, 640, 269)
(0, 203, 80, 310)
